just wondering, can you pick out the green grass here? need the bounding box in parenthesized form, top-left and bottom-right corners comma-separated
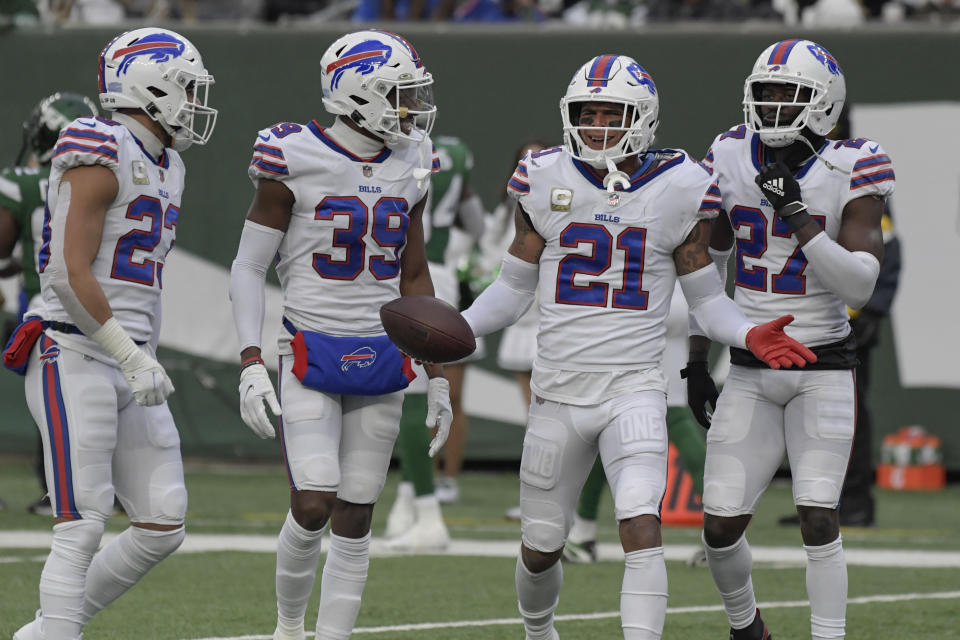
(2, 459, 960, 638)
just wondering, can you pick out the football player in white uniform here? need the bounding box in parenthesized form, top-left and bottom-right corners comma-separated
(228, 30, 453, 640)
(687, 40, 892, 640)
(460, 55, 816, 640)
(9, 27, 217, 640)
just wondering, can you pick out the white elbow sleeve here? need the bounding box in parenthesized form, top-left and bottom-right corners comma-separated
(230, 220, 284, 351)
(462, 253, 539, 337)
(801, 232, 880, 309)
(679, 264, 753, 349)
(689, 246, 733, 338)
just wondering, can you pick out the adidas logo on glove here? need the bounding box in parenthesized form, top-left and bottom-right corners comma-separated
(763, 177, 785, 197)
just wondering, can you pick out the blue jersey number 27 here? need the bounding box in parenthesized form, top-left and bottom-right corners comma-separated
(730, 205, 825, 295)
(555, 223, 649, 309)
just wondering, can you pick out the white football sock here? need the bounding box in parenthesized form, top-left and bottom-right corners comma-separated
(568, 514, 597, 544)
(703, 532, 758, 629)
(621, 547, 668, 639)
(276, 510, 326, 629)
(515, 555, 563, 640)
(316, 531, 370, 640)
(414, 494, 443, 524)
(40, 519, 104, 639)
(805, 535, 847, 639)
(81, 525, 184, 624)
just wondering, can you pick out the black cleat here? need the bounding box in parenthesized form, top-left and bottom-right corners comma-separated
(730, 609, 772, 640)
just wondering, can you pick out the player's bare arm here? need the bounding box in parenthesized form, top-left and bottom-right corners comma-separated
(399, 195, 436, 298)
(0, 205, 22, 277)
(60, 164, 119, 324)
(837, 194, 885, 260)
(245, 178, 295, 231)
(507, 204, 545, 264)
(398, 195, 443, 379)
(673, 219, 715, 276)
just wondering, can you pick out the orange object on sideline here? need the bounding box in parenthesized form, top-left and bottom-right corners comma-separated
(661, 443, 704, 527)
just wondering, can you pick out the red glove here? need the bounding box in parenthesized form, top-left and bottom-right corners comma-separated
(744, 315, 818, 369)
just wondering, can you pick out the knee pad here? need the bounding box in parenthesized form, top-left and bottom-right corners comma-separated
(148, 462, 188, 523)
(75, 471, 116, 522)
(520, 498, 566, 553)
(613, 482, 660, 521)
(130, 525, 185, 563)
(702, 453, 749, 516)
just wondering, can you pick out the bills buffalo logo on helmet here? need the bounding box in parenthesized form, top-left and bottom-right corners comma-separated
(113, 33, 186, 75)
(327, 40, 393, 90)
(626, 62, 657, 96)
(806, 43, 842, 76)
(340, 346, 377, 372)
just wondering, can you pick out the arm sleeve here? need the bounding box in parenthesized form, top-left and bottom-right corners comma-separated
(461, 253, 539, 337)
(801, 231, 880, 309)
(688, 246, 733, 338)
(679, 263, 753, 349)
(229, 220, 285, 352)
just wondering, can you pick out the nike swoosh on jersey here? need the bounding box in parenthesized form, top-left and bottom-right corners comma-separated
(869, 144, 880, 153)
(258, 133, 271, 141)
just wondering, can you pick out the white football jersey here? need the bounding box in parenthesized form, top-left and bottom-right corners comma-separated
(508, 146, 719, 382)
(248, 121, 434, 337)
(40, 116, 184, 350)
(702, 125, 895, 346)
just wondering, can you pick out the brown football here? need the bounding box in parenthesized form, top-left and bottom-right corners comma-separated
(380, 295, 476, 364)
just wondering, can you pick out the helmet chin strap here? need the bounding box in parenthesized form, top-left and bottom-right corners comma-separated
(796, 133, 850, 175)
(602, 156, 630, 193)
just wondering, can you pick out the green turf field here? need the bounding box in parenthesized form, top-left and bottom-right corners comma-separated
(2, 459, 959, 639)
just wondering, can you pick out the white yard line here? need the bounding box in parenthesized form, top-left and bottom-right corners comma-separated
(2, 530, 959, 568)
(184, 590, 960, 639)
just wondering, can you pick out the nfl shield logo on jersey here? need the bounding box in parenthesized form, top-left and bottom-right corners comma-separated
(362, 165, 373, 178)
(607, 192, 620, 207)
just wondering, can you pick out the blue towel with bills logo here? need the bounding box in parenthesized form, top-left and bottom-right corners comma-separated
(285, 318, 415, 395)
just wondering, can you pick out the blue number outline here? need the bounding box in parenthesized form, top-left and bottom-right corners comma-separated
(111, 196, 163, 286)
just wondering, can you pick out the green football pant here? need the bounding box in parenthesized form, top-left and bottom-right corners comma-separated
(397, 393, 435, 497)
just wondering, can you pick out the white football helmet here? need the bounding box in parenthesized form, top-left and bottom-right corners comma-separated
(320, 30, 436, 145)
(560, 55, 659, 169)
(743, 39, 846, 148)
(98, 28, 217, 151)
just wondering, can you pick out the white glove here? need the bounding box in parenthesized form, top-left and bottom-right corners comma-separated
(239, 363, 281, 439)
(426, 377, 453, 458)
(118, 348, 175, 407)
(92, 317, 174, 406)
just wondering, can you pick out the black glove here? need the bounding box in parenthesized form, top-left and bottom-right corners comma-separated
(755, 159, 812, 232)
(681, 361, 719, 429)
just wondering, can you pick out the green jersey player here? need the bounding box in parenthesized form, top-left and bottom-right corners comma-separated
(0, 92, 99, 318)
(0, 91, 98, 517)
(386, 134, 486, 551)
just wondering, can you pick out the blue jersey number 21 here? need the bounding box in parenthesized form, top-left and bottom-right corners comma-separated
(556, 223, 649, 309)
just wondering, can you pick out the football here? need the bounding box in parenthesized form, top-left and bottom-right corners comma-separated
(380, 295, 477, 364)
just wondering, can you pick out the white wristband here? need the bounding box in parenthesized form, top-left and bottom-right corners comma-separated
(91, 317, 139, 364)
